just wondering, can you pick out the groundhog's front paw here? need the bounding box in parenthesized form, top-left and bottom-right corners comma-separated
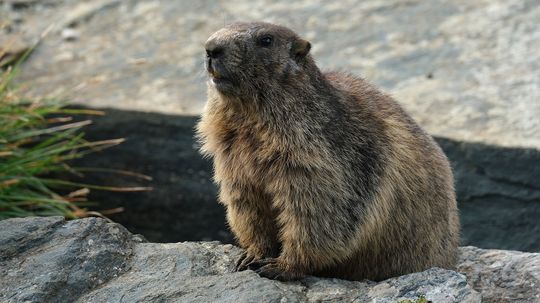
(248, 258, 304, 281)
(236, 250, 262, 271)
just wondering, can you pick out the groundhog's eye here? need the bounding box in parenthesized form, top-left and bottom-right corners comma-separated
(258, 35, 273, 47)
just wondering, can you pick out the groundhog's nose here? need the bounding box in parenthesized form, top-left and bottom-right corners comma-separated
(205, 40, 224, 59)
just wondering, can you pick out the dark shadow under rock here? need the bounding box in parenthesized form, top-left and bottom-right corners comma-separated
(436, 138, 540, 252)
(71, 108, 540, 252)
(69, 109, 230, 244)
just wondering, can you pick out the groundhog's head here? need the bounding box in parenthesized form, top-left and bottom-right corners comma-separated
(204, 22, 312, 97)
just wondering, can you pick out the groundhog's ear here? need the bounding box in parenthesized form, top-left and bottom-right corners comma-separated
(292, 38, 311, 60)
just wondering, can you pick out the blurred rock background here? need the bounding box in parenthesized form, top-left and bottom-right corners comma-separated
(1, 0, 539, 251)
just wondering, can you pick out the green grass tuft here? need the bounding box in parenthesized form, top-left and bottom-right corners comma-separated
(0, 52, 151, 220)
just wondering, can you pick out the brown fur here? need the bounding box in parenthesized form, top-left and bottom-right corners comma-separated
(197, 22, 459, 281)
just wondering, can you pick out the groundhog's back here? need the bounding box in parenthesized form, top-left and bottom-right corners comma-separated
(320, 71, 460, 281)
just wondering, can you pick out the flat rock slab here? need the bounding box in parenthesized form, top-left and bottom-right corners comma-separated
(2, 217, 540, 302)
(1, 0, 539, 149)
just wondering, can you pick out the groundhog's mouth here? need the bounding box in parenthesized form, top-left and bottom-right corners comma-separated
(211, 76, 229, 85)
(208, 68, 234, 86)
(211, 76, 225, 82)
(206, 61, 236, 92)
(209, 69, 229, 81)
(209, 69, 229, 82)
(209, 74, 236, 93)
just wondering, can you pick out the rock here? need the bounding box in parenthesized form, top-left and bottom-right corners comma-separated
(1, 0, 539, 253)
(3, 217, 540, 303)
(436, 138, 540, 252)
(0, 217, 487, 302)
(58, 0, 121, 29)
(0, 37, 32, 67)
(2, 0, 539, 150)
(0, 217, 136, 303)
(458, 246, 540, 302)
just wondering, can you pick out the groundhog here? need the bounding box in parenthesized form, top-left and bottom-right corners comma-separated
(196, 22, 459, 282)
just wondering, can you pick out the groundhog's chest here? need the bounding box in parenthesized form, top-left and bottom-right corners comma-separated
(212, 125, 286, 184)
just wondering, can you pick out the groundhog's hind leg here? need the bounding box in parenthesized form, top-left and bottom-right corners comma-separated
(219, 182, 280, 271)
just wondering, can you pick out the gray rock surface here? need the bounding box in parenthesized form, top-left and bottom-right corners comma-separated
(0, 217, 482, 302)
(1, 0, 539, 149)
(2, 217, 540, 302)
(459, 246, 540, 303)
(0, 216, 137, 303)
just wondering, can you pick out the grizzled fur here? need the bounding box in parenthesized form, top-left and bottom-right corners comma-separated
(197, 22, 459, 281)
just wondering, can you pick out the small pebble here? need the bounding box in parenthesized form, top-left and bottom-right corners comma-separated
(61, 28, 80, 41)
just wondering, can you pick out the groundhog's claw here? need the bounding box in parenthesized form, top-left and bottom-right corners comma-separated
(236, 250, 258, 271)
(246, 257, 275, 270)
(250, 258, 303, 281)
